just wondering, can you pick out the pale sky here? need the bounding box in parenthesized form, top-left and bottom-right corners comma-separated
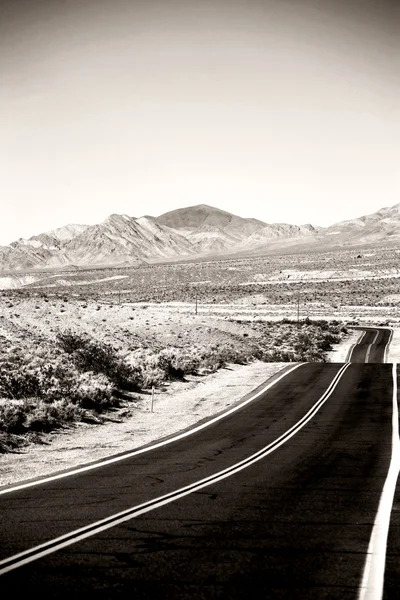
(0, 0, 399, 245)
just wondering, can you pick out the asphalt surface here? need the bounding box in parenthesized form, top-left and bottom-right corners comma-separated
(0, 327, 397, 599)
(347, 327, 391, 363)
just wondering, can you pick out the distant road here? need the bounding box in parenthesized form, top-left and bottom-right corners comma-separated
(347, 326, 392, 363)
(0, 327, 397, 599)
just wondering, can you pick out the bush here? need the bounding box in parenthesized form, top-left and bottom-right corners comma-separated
(0, 401, 26, 432)
(157, 348, 185, 380)
(0, 366, 42, 399)
(71, 372, 115, 411)
(0, 399, 84, 434)
(57, 331, 142, 391)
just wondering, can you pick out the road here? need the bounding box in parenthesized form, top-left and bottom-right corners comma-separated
(347, 327, 392, 363)
(0, 326, 397, 598)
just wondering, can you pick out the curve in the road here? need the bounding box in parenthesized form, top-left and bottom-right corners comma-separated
(347, 327, 392, 364)
(0, 363, 352, 576)
(0, 324, 396, 599)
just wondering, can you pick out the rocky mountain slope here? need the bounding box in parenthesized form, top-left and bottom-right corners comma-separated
(63, 214, 193, 266)
(324, 203, 400, 243)
(0, 202, 399, 272)
(155, 204, 317, 254)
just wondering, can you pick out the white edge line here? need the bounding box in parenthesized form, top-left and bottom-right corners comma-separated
(385, 329, 394, 364)
(358, 361, 400, 600)
(0, 362, 306, 496)
(0, 363, 351, 575)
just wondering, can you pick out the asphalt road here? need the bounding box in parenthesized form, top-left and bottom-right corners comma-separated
(0, 327, 397, 599)
(347, 327, 391, 363)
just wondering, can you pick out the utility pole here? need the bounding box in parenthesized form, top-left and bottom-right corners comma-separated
(195, 288, 198, 315)
(297, 290, 300, 326)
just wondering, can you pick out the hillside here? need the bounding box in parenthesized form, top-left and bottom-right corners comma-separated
(324, 203, 400, 244)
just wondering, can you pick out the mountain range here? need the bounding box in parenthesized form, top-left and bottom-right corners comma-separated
(1, 202, 399, 272)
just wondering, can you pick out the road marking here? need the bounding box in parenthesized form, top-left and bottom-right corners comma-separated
(365, 330, 380, 364)
(347, 327, 392, 364)
(347, 330, 367, 362)
(384, 329, 394, 364)
(358, 362, 400, 600)
(0, 362, 351, 575)
(0, 363, 306, 496)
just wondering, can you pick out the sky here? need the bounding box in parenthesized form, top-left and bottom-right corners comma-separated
(0, 0, 399, 245)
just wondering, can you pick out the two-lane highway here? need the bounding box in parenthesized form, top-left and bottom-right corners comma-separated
(0, 326, 397, 598)
(347, 327, 392, 364)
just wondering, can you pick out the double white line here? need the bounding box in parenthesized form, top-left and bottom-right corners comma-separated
(0, 362, 351, 576)
(347, 328, 392, 364)
(365, 330, 380, 364)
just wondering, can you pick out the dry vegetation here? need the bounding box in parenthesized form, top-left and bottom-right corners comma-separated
(0, 289, 347, 452)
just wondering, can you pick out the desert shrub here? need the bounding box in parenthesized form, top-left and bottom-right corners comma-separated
(0, 363, 42, 399)
(140, 366, 165, 388)
(199, 350, 225, 372)
(262, 348, 299, 362)
(57, 330, 141, 391)
(34, 362, 77, 402)
(172, 350, 202, 375)
(0, 401, 26, 432)
(157, 348, 185, 380)
(125, 349, 166, 388)
(254, 319, 346, 362)
(24, 400, 75, 432)
(0, 431, 27, 453)
(0, 354, 79, 403)
(150, 347, 211, 380)
(0, 399, 84, 434)
(70, 372, 115, 411)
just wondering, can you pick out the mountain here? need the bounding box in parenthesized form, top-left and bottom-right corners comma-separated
(46, 224, 89, 242)
(0, 202, 399, 272)
(156, 203, 266, 232)
(63, 214, 194, 266)
(0, 224, 88, 271)
(323, 203, 400, 244)
(0, 214, 196, 271)
(156, 204, 283, 253)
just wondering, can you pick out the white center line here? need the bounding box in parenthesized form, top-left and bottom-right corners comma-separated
(348, 330, 367, 362)
(358, 362, 400, 600)
(365, 330, 380, 364)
